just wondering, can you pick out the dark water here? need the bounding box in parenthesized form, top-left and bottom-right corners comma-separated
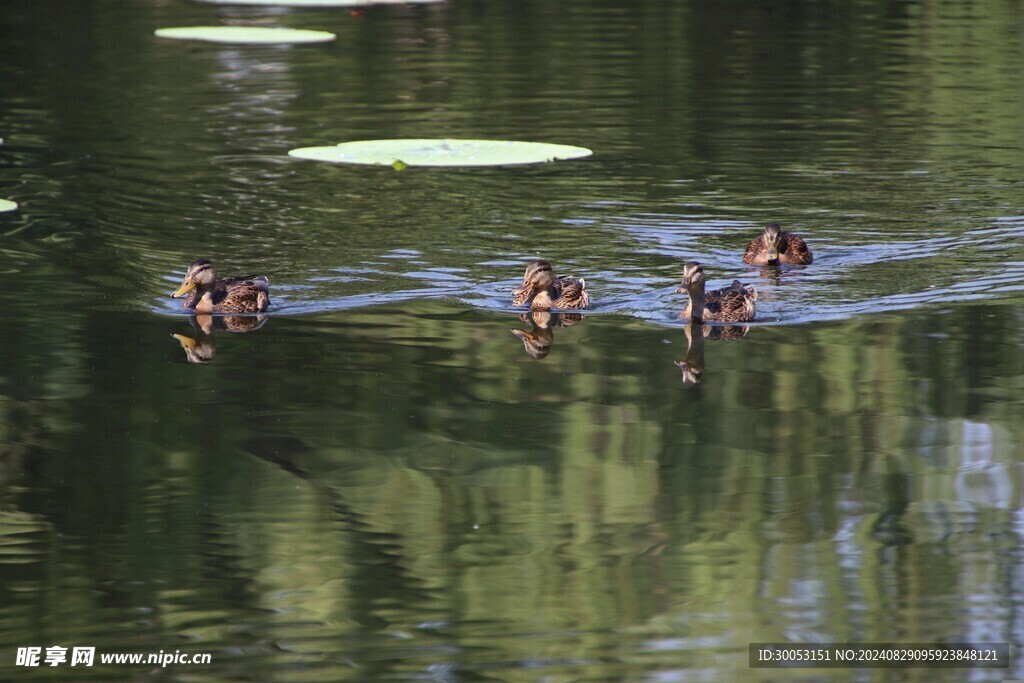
(1, 0, 1023, 680)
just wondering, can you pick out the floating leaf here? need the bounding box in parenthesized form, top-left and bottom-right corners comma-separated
(155, 26, 337, 44)
(288, 139, 594, 167)
(196, 0, 442, 5)
(0, 199, 17, 213)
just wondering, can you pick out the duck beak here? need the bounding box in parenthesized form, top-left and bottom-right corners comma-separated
(171, 333, 196, 351)
(766, 243, 779, 262)
(172, 277, 196, 298)
(512, 281, 533, 300)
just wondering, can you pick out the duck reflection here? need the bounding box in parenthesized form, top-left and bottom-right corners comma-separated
(509, 310, 583, 360)
(172, 331, 217, 365)
(753, 266, 784, 288)
(674, 323, 705, 385)
(171, 313, 267, 364)
(674, 322, 750, 385)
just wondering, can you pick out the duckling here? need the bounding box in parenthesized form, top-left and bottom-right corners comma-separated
(743, 223, 813, 265)
(677, 261, 756, 323)
(511, 260, 590, 310)
(171, 259, 269, 314)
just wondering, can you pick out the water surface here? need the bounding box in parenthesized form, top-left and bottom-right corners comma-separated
(1, 0, 1022, 680)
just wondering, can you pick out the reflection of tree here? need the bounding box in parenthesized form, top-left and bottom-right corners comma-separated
(0, 303, 1022, 677)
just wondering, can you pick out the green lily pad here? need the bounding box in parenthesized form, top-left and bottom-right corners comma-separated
(0, 199, 17, 213)
(288, 139, 594, 167)
(196, 0, 442, 5)
(155, 26, 337, 44)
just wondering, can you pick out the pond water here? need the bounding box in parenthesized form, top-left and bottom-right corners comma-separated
(1, 0, 1022, 680)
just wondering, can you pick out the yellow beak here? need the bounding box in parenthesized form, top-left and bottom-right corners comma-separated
(171, 333, 196, 351)
(171, 278, 195, 298)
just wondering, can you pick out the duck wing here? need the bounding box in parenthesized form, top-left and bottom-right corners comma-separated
(742, 235, 768, 264)
(212, 277, 270, 313)
(704, 285, 755, 322)
(780, 232, 813, 264)
(552, 276, 590, 310)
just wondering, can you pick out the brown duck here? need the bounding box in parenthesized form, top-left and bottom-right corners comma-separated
(171, 259, 270, 314)
(677, 262, 756, 323)
(743, 223, 813, 265)
(511, 260, 590, 310)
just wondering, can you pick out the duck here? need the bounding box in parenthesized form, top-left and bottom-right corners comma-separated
(743, 223, 813, 265)
(512, 260, 590, 310)
(171, 259, 270, 314)
(677, 261, 756, 323)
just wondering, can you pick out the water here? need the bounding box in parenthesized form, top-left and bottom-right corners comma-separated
(1, 0, 1023, 680)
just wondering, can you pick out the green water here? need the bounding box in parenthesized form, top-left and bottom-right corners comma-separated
(1, 0, 1023, 680)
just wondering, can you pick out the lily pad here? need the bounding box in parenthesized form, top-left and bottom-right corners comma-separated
(196, 0, 442, 5)
(288, 139, 594, 167)
(155, 26, 336, 44)
(0, 199, 17, 213)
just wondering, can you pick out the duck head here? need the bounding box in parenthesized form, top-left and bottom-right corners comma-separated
(763, 223, 783, 263)
(676, 261, 706, 293)
(511, 260, 556, 306)
(172, 259, 218, 299)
